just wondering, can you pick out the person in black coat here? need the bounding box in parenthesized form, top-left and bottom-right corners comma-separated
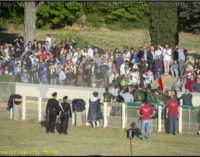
(46, 92, 60, 133)
(59, 96, 72, 135)
(87, 92, 102, 128)
(178, 89, 193, 106)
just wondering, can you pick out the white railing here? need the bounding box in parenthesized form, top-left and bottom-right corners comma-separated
(9, 96, 197, 134)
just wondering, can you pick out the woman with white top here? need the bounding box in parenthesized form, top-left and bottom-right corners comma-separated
(163, 44, 172, 74)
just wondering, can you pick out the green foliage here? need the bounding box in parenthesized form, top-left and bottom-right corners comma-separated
(0, 2, 24, 30)
(178, 2, 200, 34)
(148, 2, 179, 49)
(84, 2, 148, 30)
(36, 2, 83, 29)
(86, 13, 102, 28)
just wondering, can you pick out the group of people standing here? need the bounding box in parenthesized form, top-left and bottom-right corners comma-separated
(45, 91, 102, 134)
(46, 92, 72, 134)
(137, 91, 180, 141)
(45, 89, 181, 141)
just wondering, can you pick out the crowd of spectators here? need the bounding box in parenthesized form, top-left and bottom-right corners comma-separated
(0, 34, 200, 96)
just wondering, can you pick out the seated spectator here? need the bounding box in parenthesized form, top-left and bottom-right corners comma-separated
(171, 60, 179, 77)
(172, 77, 184, 92)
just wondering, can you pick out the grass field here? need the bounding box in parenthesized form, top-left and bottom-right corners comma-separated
(2, 26, 200, 53)
(0, 118, 200, 156)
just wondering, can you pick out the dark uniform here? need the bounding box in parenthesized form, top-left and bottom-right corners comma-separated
(59, 96, 72, 134)
(46, 92, 59, 133)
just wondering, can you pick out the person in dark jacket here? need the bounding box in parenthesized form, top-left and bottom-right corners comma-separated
(46, 92, 60, 134)
(87, 92, 102, 128)
(153, 55, 163, 80)
(59, 96, 72, 135)
(178, 89, 193, 106)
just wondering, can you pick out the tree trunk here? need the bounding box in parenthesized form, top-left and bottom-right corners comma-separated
(24, 2, 36, 42)
(148, 2, 179, 49)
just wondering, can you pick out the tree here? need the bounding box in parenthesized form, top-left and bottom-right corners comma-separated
(148, 2, 179, 49)
(24, 1, 43, 42)
(36, 2, 83, 28)
(178, 2, 200, 34)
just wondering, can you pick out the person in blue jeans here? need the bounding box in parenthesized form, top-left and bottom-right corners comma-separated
(137, 99, 155, 140)
(166, 95, 180, 135)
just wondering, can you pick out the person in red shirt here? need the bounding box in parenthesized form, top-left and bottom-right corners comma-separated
(40, 47, 48, 62)
(166, 95, 180, 135)
(137, 99, 155, 140)
(185, 74, 197, 92)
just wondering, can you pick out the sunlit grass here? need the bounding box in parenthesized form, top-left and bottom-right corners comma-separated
(0, 119, 200, 156)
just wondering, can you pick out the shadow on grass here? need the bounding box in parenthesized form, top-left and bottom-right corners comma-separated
(0, 32, 23, 44)
(40, 119, 63, 134)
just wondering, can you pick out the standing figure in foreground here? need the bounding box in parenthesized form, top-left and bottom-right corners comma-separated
(87, 92, 102, 128)
(166, 95, 180, 135)
(59, 96, 72, 135)
(46, 92, 60, 133)
(137, 99, 155, 140)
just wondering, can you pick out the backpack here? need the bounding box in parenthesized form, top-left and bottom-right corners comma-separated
(116, 95, 124, 103)
(7, 94, 22, 110)
(72, 99, 85, 112)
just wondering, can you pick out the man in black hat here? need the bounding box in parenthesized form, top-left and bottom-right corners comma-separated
(59, 96, 72, 135)
(46, 92, 60, 133)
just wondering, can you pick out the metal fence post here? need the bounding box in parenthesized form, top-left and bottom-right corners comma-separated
(122, 103, 126, 129)
(104, 102, 108, 128)
(38, 97, 42, 122)
(189, 107, 191, 129)
(22, 96, 26, 120)
(157, 105, 162, 132)
(10, 108, 13, 119)
(72, 113, 75, 125)
(179, 106, 183, 134)
(85, 100, 89, 126)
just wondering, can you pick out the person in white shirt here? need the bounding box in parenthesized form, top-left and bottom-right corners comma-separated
(108, 71, 119, 84)
(120, 60, 129, 76)
(120, 87, 134, 103)
(143, 68, 154, 88)
(71, 48, 78, 64)
(45, 34, 52, 48)
(109, 83, 120, 99)
(154, 45, 163, 59)
(130, 69, 140, 86)
(87, 46, 94, 59)
(163, 44, 172, 74)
